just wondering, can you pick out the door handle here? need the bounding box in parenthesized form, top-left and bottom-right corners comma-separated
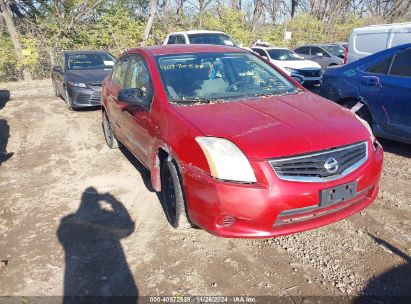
(362, 76, 380, 87)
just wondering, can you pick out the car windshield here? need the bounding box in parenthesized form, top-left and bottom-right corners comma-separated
(67, 53, 116, 70)
(321, 45, 345, 56)
(187, 34, 238, 46)
(156, 52, 298, 104)
(267, 49, 304, 61)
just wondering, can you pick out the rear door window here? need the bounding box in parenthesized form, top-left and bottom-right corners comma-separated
(355, 33, 389, 53)
(391, 31, 411, 47)
(389, 49, 411, 77)
(367, 56, 393, 75)
(295, 47, 309, 54)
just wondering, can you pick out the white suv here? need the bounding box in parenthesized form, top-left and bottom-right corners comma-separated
(251, 46, 322, 86)
(163, 30, 238, 46)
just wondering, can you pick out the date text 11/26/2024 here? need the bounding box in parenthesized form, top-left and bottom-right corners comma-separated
(149, 296, 257, 303)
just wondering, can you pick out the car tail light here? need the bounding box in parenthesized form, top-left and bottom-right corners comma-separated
(216, 214, 236, 227)
(344, 47, 348, 64)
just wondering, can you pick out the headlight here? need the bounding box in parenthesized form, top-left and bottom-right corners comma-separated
(68, 81, 87, 88)
(285, 67, 297, 73)
(195, 137, 257, 183)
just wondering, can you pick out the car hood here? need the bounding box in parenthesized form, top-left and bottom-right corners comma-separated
(271, 60, 321, 70)
(173, 92, 370, 160)
(65, 68, 113, 84)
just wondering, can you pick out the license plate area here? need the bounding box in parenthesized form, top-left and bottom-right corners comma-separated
(320, 181, 357, 207)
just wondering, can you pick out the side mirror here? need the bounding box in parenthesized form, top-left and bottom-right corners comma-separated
(316, 52, 324, 57)
(118, 88, 146, 109)
(53, 66, 63, 73)
(262, 55, 269, 61)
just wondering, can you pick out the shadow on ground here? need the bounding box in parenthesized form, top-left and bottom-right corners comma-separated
(57, 187, 138, 303)
(119, 147, 177, 228)
(378, 138, 411, 158)
(355, 234, 411, 303)
(119, 146, 155, 192)
(0, 90, 10, 110)
(0, 90, 13, 166)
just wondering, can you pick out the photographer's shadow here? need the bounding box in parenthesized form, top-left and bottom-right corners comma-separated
(57, 187, 137, 303)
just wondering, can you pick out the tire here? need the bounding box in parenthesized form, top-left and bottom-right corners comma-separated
(341, 99, 373, 126)
(161, 159, 192, 229)
(52, 80, 60, 97)
(64, 86, 73, 111)
(102, 111, 121, 149)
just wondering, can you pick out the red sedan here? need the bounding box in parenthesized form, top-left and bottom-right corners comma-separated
(101, 45, 383, 238)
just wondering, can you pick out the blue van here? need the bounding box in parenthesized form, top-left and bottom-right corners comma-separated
(320, 43, 411, 144)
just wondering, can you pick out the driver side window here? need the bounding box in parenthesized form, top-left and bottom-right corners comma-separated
(311, 47, 324, 56)
(253, 48, 268, 58)
(59, 55, 65, 70)
(112, 56, 130, 88)
(125, 55, 154, 107)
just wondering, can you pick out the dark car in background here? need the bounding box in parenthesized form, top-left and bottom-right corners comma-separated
(294, 44, 344, 69)
(52, 50, 116, 110)
(333, 42, 348, 49)
(320, 43, 411, 144)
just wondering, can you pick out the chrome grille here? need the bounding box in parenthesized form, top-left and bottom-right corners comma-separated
(90, 91, 101, 103)
(76, 91, 101, 104)
(269, 141, 368, 182)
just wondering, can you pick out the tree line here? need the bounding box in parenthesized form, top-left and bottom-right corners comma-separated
(0, 0, 410, 82)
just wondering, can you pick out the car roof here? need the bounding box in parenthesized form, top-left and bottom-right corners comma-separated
(252, 46, 290, 50)
(338, 43, 411, 68)
(125, 44, 246, 56)
(354, 22, 411, 30)
(63, 50, 111, 55)
(302, 44, 334, 47)
(167, 30, 225, 35)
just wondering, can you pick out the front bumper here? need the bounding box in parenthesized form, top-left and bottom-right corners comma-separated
(291, 75, 322, 86)
(66, 86, 102, 108)
(181, 141, 383, 238)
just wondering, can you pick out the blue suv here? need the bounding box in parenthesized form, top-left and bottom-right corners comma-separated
(320, 44, 411, 144)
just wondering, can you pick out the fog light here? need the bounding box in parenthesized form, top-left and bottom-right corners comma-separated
(216, 214, 236, 227)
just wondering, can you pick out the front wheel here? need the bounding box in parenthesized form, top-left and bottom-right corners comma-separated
(102, 111, 121, 149)
(341, 99, 373, 126)
(161, 159, 192, 229)
(64, 86, 73, 110)
(52, 80, 60, 97)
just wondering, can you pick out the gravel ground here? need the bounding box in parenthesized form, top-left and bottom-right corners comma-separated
(0, 80, 410, 301)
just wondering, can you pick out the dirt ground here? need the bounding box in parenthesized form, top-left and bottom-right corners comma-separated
(0, 80, 410, 301)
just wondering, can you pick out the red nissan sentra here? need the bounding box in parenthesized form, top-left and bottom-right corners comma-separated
(101, 45, 383, 238)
